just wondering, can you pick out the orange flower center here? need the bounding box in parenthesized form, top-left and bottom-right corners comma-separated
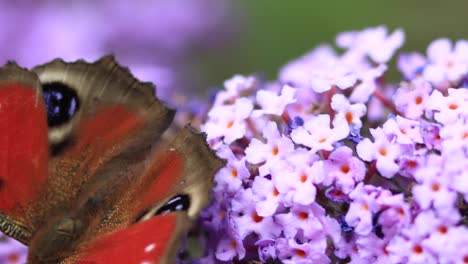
(340, 165, 350, 174)
(462, 132, 468, 139)
(300, 173, 308, 183)
(363, 203, 369, 211)
(230, 240, 237, 249)
(379, 148, 388, 156)
(407, 160, 417, 168)
(231, 168, 238, 178)
(383, 246, 390, 255)
(415, 96, 423, 105)
(397, 207, 405, 216)
(332, 189, 343, 196)
(431, 183, 440, 192)
(413, 244, 423, 254)
(449, 103, 458, 110)
(226, 120, 234, 128)
(272, 188, 279, 197)
(345, 111, 354, 124)
(438, 225, 447, 234)
(295, 249, 306, 258)
(272, 146, 279, 156)
(298, 212, 308, 220)
(251, 212, 264, 223)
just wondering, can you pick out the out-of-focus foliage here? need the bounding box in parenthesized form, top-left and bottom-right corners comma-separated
(221, 1, 468, 84)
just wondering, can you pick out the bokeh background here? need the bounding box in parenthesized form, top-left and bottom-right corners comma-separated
(2, 0, 468, 99)
(220, 1, 468, 86)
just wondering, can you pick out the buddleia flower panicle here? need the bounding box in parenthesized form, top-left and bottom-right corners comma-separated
(199, 25, 468, 263)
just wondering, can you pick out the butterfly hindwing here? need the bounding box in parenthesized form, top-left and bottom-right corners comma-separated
(71, 127, 225, 264)
(73, 213, 186, 264)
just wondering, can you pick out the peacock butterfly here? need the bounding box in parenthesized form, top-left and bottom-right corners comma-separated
(0, 56, 225, 263)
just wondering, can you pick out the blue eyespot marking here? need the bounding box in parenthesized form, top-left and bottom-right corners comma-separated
(42, 82, 80, 127)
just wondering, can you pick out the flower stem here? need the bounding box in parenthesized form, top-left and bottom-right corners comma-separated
(327, 86, 337, 121)
(373, 89, 403, 116)
(364, 161, 377, 183)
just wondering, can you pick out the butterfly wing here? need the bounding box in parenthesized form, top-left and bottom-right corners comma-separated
(0, 63, 48, 244)
(69, 127, 225, 264)
(0, 57, 223, 263)
(73, 214, 188, 264)
(0, 57, 175, 246)
(28, 56, 176, 232)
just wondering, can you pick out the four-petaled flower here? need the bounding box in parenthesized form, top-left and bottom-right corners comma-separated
(198, 26, 468, 264)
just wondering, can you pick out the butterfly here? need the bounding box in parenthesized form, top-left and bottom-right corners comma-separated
(0, 56, 225, 263)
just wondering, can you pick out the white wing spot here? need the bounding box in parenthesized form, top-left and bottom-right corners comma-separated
(144, 243, 156, 253)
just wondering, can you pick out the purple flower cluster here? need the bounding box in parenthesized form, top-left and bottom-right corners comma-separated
(200, 26, 468, 263)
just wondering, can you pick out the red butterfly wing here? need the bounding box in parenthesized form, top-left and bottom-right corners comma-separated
(0, 59, 224, 262)
(0, 65, 48, 222)
(75, 214, 181, 264)
(69, 127, 225, 264)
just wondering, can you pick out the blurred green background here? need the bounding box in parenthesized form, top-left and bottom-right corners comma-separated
(201, 1, 468, 90)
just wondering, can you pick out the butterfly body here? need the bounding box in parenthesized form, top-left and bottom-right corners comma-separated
(0, 57, 224, 263)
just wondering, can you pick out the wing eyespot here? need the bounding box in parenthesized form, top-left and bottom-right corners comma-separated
(42, 82, 80, 128)
(133, 194, 191, 223)
(154, 194, 190, 216)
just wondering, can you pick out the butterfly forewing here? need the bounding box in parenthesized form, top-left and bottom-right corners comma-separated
(0, 63, 47, 244)
(26, 57, 177, 262)
(28, 57, 175, 229)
